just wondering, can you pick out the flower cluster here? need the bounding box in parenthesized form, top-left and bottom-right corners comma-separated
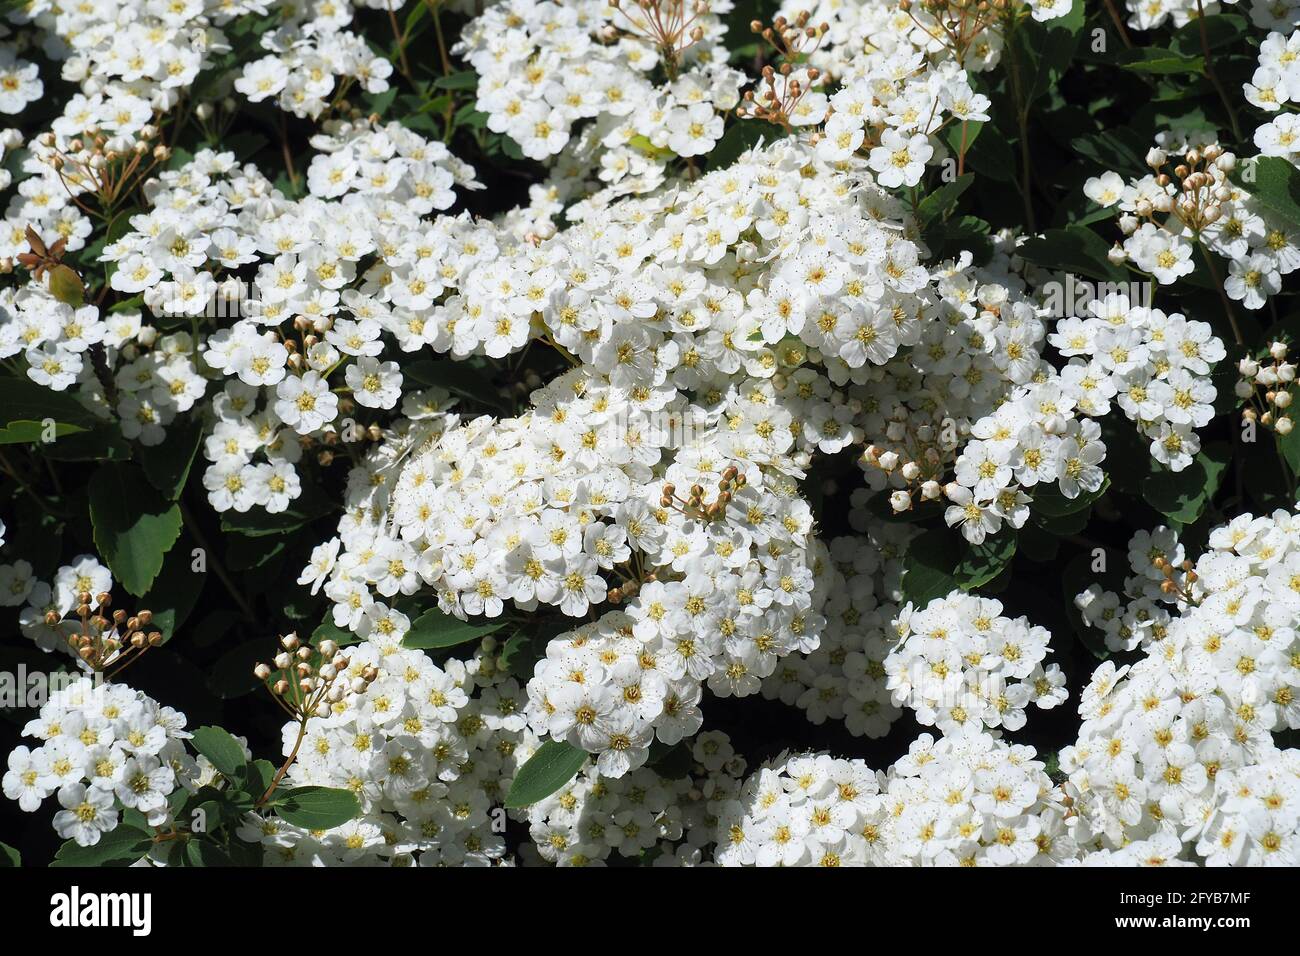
(457, 0, 743, 206)
(241, 634, 532, 866)
(94, 123, 476, 510)
(761, 517, 913, 740)
(234, 1, 398, 119)
(523, 729, 744, 866)
(1065, 508, 1300, 862)
(717, 733, 1071, 866)
(3, 0, 266, 263)
(886, 592, 1067, 735)
(1044, 293, 1225, 471)
(1084, 140, 1300, 316)
(4, 0, 1300, 873)
(1235, 339, 1297, 437)
(2, 677, 196, 847)
(775, 0, 1072, 79)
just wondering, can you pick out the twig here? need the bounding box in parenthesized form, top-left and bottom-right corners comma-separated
(1195, 0, 1242, 142)
(179, 501, 258, 621)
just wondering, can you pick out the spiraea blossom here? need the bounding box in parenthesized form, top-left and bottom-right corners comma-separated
(3, 0, 1300, 876)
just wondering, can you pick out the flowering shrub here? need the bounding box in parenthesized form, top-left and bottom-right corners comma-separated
(1, 0, 1300, 869)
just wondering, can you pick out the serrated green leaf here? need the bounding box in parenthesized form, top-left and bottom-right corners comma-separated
(1017, 227, 1126, 282)
(52, 826, 153, 867)
(916, 173, 973, 226)
(88, 462, 183, 596)
(191, 725, 248, 782)
(138, 418, 202, 499)
(1238, 156, 1300, 234)
(1142, 443, 1230, 525)
(954, 533, 1018, 591)
(1030, 476, 1111, 518)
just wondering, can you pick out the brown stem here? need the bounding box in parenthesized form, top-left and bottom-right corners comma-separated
(1101, 0, 1132, 48)
(179, 502, 258, 621)
(258, 716, 309, 807)
(1195, 0, 1242, 142)
(279, 112, 299, 194)
(387, 0, 413, 80)
(1196, 240, 1245, 345)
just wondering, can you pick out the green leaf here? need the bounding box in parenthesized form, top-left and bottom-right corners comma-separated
(1009, 0, 1085, 108)
(1031, 476, 1111, 518)
(960, 125, 1016, 183)
(1237, 156, 1300, 234)
(401, 606, 506, 650)
(0, 841, 18, 866)
(498, 632, 538, 679)
(207, 638, 270, 699)
(1116, 48, 1204, 75)
(225, 533, 286, 571)
(902, 525, 1019, 607)
(52, 826, 153, 867)
(48, 265, 85, 307)
(271, 786, 360, 830)
(218, 483, 332, 536)
(1016, 227, 1126, 282)
(312, 615, 359, 647)
(139, 548, 206, 643)
(916, 173, 973, 225)
(1071, 128, 1152, 177)
(504, 740, 588, 808)
(945, 120, 983, 158)
(433, 70, 479, 91)
(1171, 14, 1247, 56)
(901, 528, 958, 607)
(1279, 420, 1300, 482)
(954, 533, 1018, 591)
(88, 462, 183, 596)
(646, 741, 694, 779)
(41, 425, 132, 461)
(242, 759, 278, 800)
(0, 419, 86, 444)
(190, 725, 248, 782)
(925, 215, 992, 265)
(0, 376, 100, 437)
(138, 418, 202, 499)
(707, 120, 784, 170)
(184, 838, 234, 867)
(1141, 442, 1230, 525)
